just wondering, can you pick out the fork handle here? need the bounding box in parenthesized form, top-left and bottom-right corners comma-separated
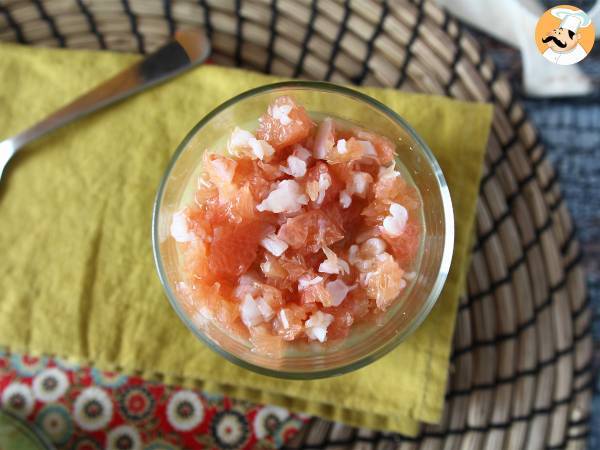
(4, 30, 209, 154)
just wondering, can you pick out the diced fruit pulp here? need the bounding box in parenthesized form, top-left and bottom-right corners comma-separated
(172, 95, 422, 355)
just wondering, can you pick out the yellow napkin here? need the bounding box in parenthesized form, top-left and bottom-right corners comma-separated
(0, 43, 492, 435)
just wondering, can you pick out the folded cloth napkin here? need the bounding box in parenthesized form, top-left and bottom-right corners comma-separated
(0, 43, 492, 435)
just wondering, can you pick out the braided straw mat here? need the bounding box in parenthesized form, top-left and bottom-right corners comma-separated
(0, 0, 594, 449)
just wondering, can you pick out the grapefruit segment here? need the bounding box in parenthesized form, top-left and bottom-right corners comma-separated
(256, 96, 314, 150)
(353, 129, 395, 165)
(277, 209, 344, 253)
(326, 137, 367, 164)
(209, 221, 267, 278)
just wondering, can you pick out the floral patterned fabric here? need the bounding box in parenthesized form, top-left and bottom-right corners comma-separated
(0, 349, 306, 449)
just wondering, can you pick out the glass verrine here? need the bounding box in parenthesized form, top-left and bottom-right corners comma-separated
(152, 81, 454, 379)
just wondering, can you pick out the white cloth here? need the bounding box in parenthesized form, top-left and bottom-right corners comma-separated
(435, 0, 596, 97)
(542, 44, 588, 65)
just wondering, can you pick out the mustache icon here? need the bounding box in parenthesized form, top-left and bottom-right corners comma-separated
(542, 35, 567, 48)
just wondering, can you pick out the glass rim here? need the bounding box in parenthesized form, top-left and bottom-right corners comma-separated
(0, 409, 56, 450)
(152, 80, 455, 379)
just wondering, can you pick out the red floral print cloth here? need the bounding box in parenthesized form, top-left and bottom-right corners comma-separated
(0, 349, 306, 449)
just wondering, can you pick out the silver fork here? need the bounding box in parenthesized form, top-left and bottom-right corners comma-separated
(0, 29, 210, 181)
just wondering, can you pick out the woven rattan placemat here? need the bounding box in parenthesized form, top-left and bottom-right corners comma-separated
(0, 1, 593, 448)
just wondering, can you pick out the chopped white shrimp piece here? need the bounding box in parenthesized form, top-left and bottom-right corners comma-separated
(233, 274, 262, 300)
(170, 210, 196, 243)
(357, 139, 377, 157)
(378, 163, 401, 181)
(248, 138, 275, 160)
(260, 233, 289, 256)
(326, 279, 354, 307)
(382, 203, 408, 237)
(228, 127, 255, 153)
(298, 275, 324, 291)
(292, 144, 312, 161)
(315, 172, 332, 204)
(314, 117, 334, 159)
(305, 311, 334, 343)
(348, 172, 372, 197)
(227, 127, 274, 160)
(339, 190, 352, 208)
(279, 309, 291, 329)
(289, 156, 308, 176)
(348, 245, 360, 264)
(336, 139, 348, 154)
(280, 155, 307, 178)
(318, 258, 337, 275)
(361, 238, 387, 257)
(319, 246, 350, 275)
(256, 297, 275, 321)
(209, 157, 236, 183)
(241, 294, 263, 328)
(260, 260, 272, 275)
(257, 180, 309, 213)
(270, 103, 293, 125)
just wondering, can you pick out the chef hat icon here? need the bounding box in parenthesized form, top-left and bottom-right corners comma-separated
(550, 7, 592, 33)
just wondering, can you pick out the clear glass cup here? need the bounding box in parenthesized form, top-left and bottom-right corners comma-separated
(152, 81, 454, 379)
